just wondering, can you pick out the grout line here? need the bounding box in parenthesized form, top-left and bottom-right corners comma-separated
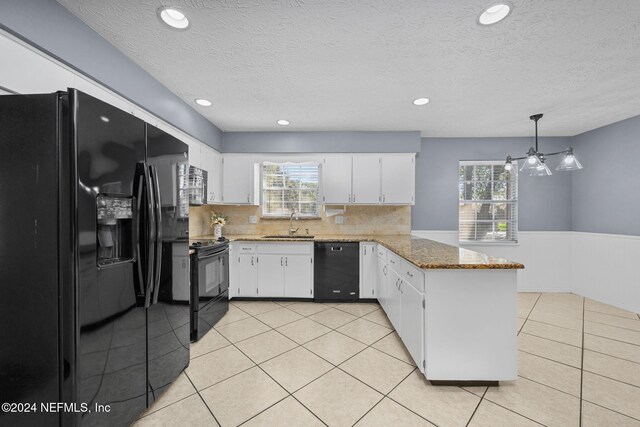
(517, 292, 542, 336)
(184, 370, 222, 426)
(514, 374, 581, 399)
(581, 347, 640, 367)
(523, 318, 583, 333)
(582, 331, 640, 348)
(517, 349, 582, 370)
(583, 370, 640, 390)
(465, 386, 488, 427)
(584, 307, 640, 321)
(583, 319, 640, 334)
(579, 296, 585, 427)
(477, 397, 547, 426)
(580, 399, 640, 423)
(519, 331, 582, 348)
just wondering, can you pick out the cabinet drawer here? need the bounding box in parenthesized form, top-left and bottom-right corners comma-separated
(258, 242, 313, 255)
(235, 243, 257, 254)
(376, 245, 388, 261)
(387, 252, 401, 269)
(400, 260, 424, 293)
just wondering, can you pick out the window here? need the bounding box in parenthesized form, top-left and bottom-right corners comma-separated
(459, 161, 518, 243)
(262, 161, 320, 217)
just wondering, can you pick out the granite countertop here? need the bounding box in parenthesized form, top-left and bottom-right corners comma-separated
(192, 234, 524, 270)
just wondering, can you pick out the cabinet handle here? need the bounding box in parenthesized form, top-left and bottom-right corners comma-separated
(383, 194, 386, 202)
(390, 259, 395, 264)
(285, 257, 288, 267)
(247, 193, 250, 202)
(251, 256, 254, 266)
(364, 246, 367, 255)
(406, 271, 413, 278)
(383, 265, 387, 276)
(348, 194, 351, 203)
(280, 257, 283, 266)
(353, 193, 356, 203)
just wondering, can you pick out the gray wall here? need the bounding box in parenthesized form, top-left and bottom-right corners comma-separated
(222, 131, 421, 153)
(572, 115, 640, 236)
(413, 137, 574, 231)
(0, 0, 222, 151)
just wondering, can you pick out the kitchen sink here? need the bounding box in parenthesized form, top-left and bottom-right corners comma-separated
(262, 235, 315, 239)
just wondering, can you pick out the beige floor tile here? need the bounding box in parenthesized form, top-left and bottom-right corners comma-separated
(253, 307, 303, 328)
(583, 350, 640, 387)
(340, 347, 415, 394)
(517, 299, 537, 319)
(274, 300, 299, 306)
(517, 333, 582, 368)
(333, 302, 380, 317)
(303, 330, 367, 365)
(235, 330, 298, 364)
(294, 368, 383, 427)
(585, 299, 640, 320)
(484, 376, 580, 427)
(520, 320, 582, 347)
(582, 371, 640, 420)
(190, 329, 231, 359)
(537, 293, 584, 306)
(355, 397, 435, 426)
(468, 399, 541, 427)
(215, 317, 271, 343)
(581, 401, 640, 427)
(461, 386, 487, 397)
(216, 304, 251, 327)
(585, 321, 640, 345)
(242, 396, 324, 427)
(141, 373, 196, 416)
(185, 345, 254, 390)
(231, 300, 281, 316)
(362, 309, 394, 328)
(200, 367, 287, 427)
(527, 310, 583, 331)
(308, 307, 358, 329)
(133, 394, 218, 427)
(517, 351, 581, 397)
(371, 332, 415, 365)
(583, 333, 640, 364)
(518, 292, 541, 302)
(388, 371, 480, 427)
(260, 346, 333, 392)
(337, 318, 392, 345)
(585, 310, 640, 332)
(287, 302, 331, 316)
(517, 317, 526, 332)
(531, 301, 584, 320)
(276, 318, 331, 344)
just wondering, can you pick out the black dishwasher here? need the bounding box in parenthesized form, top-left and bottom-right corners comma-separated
(314, 242, 360, 301)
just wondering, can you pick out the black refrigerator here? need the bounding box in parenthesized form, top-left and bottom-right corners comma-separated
(0, 89, 191, 426)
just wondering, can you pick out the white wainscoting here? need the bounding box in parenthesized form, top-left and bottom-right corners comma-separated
(411, 231, 573, 293)
(571, 232, 640, 314)
(412, 230, 640, 313)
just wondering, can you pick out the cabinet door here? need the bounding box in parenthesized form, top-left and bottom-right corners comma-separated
(376, 258, 388, 310)
(386, 269, 402, 333)
(400, 281, 424, 371)
(201, 145, 222, 203)
(256, 255, 285, 297)
(222, 156, 254, 204)
(284, 255, 313, 298)
(185, 139, 202, 169)
(237, 254, 257, 297)
(360, 243, 377, 298)
(322, 156, 352, 204)
(380, 154, 415, 205)
(352, 155, 381, 204)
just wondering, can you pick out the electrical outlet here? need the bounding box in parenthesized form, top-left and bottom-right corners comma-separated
(335, 215, 344, 224)
(249, 215, 257, 224)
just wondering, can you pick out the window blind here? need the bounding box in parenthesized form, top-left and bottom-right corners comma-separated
(458, 161, 518, 243)
(262, 161, 320, 217)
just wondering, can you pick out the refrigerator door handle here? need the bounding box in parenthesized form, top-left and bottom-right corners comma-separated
(133, 166, 145, 298)
(144, 163, 156, 308)
(149, 165, 163, 305)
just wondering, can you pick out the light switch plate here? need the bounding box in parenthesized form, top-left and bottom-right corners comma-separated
(335, 215, 344, 224)
(249, 215, 257, 224)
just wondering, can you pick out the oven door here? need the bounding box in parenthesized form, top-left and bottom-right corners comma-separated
(196, 247, 229, 310)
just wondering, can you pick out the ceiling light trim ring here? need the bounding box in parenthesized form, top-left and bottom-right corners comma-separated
(478, 2, 513, 26)
(158, 7, 190, 30)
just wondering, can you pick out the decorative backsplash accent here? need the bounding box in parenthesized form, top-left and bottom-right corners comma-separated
(189, 205, 411, 237)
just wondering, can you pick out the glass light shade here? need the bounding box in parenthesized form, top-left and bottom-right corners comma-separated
(556, 151, 583, 171)
(520, 153, 540, 171)
(529, 161, 552, 176)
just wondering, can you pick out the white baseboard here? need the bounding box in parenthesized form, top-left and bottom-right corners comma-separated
(411, 230, 640, 313)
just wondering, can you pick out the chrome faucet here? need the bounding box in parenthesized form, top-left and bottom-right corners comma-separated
(289, 209, 300, 237)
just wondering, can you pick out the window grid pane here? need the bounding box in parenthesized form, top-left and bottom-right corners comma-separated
(459, 162, 518, 243)
(262, 163, 319, 217)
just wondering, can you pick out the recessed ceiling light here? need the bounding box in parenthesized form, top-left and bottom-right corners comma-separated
(277, 119, 290, 126)
(478, 3, 512, 25)
(413, 98, 430, 106)
(195, 98, 212, 107)
(158, 7, 189, 30)
(100, 116, 110, 123)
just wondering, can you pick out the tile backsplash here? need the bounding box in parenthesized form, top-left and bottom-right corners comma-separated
(189, 204, 411, 237)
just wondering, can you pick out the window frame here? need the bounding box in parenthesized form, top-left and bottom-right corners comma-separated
(458, 160, 518, 245)
(260, 161, 321, 218)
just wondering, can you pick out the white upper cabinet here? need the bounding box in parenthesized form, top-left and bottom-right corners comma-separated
(200, 144, 222, 204)
(222, 156, 258, 205)
(381, 154, 415, 205)
(352, 155, 381, 204)
(322, 156, 352, 204)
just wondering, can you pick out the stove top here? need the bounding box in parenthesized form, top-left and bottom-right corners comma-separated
(189, 238, 229, 250)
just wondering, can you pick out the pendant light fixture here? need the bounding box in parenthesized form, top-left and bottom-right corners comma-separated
(505, 114, 583, 176)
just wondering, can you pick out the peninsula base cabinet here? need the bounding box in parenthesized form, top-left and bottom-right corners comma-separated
(229, 242, 313, 298)
(359, 242, 377, 298)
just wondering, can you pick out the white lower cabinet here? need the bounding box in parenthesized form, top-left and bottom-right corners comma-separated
(359, 243, 377, 298)
(386, 266, 402, 332)
(400, 280, 425, 371)
(230, 242, 313, 298)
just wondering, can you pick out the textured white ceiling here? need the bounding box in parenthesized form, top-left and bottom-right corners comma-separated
(58, 0, 640, 137)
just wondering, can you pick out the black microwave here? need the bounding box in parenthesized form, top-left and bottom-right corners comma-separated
(187, 166, 208, 205)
